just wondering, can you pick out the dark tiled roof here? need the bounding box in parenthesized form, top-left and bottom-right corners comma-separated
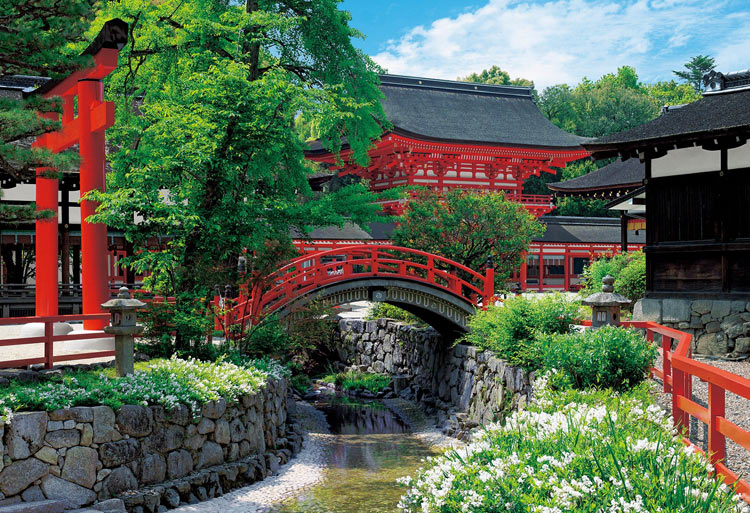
(292, 217, 642, 245)
(0, 75, 51, 93)
(548, 158, 643, 195)
(379, 75, 587, 148)
(585, 88, 750, 157)
(536, 216, 645, 244)
(291, 221, 396, 240)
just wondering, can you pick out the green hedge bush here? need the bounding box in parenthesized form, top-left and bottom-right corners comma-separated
(540, 325, 657, 390)
(580, 250, 645, 304)
(461, 293, 581, 369)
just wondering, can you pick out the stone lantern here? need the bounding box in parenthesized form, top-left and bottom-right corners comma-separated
(101, 286, 146, 376)
(582, 275, 631, 329)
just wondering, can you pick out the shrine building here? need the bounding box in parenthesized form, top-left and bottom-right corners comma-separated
(580, 69, 750, 357)
(302, 75, 643, 291)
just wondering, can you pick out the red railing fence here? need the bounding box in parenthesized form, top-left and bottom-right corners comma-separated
(0, 314, 115, 369)
(620, 320, 750, 500)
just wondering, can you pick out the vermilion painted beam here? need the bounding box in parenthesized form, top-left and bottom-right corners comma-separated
(41, 49, 120, 99)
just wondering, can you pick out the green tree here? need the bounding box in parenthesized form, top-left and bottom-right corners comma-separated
(459, 65, 537, 99)
(673, 55, 715, 93)
(87, 0, 389, 346)
(392, 190, 545, 287)
(644, 80, 701, 107)
(0, 0, 97, 222)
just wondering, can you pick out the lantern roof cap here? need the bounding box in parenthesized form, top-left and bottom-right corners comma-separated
(581, 275, 631, 307)
(101, 287, 147, 310)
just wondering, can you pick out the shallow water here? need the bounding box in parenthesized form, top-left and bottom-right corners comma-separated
(272, 395, 439, 513)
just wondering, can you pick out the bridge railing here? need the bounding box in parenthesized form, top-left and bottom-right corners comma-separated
(229, 245, 494, 330)
(612, 320, 750, 499)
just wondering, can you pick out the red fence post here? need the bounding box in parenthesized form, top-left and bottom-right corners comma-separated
(708, 382, 726, 465)
(661, 333, 672, 393)
(44, 320, 54, 369)
(672, 364, 690, 436)
(484, 265, 495, 308)
(427, 256, 434, 283)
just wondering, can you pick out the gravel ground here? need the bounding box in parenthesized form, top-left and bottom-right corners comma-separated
(171, 397, 454, 513)
(171, 402, 332, 513)
(652, 353, 750, 479)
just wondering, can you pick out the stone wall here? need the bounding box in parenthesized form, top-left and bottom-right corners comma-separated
(0, 378, 302, 512)
(336, 319, 531, 436)
(634, 298, 750, 358)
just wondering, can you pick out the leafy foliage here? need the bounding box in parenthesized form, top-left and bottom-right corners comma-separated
(392, 190, 545, 288)
(321, 369, 391, 393)
(86, 0, 389, 344)
(461, 294, 581, 369)
(541, 326, 656, 391)
(0, 357, 287, 423)
(673, 55, 716, 93)
(366, 303, 425, 326)
(398, 378, 744, 513)
(0, 0, 98, 222)
(580, 251, 646, 304)
(459, 65, 537, 99)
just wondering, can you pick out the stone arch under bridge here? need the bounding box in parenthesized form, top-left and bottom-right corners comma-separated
(274, 278, 476, 337)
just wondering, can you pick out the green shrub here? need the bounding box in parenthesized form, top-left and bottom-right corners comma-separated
(615, 251, 646, 303)
(461, 293, 580, 369)
(366, 302, 425, 326)
(321, 370, 391, 393)
(540, 325, 657, 390)
(0, 357, 288, 423)
(580, 250, 646, 305)
(398, 377, 744, 513)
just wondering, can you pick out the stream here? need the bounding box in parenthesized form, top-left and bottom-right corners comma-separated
(271, 393, 440, 513)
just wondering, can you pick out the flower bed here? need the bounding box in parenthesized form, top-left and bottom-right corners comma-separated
(0, 357, 289, 424)
(398, 373, 749, 513)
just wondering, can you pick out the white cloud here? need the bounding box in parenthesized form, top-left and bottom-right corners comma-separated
(372, 0, 734, 89)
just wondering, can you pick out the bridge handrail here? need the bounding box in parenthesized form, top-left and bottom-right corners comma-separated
(227, 245, 493, 330)
(616, 320, 750, 500)
(276, 244, 488, 283)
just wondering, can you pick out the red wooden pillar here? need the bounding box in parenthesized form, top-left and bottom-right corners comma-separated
(35, 168, 59, 317)
(538, 247, 544, 292)
(563, 248, 570, 291)
(520, 251, 527, 291)
(34, 112, 60, 317)
(78, 79, 109, 329)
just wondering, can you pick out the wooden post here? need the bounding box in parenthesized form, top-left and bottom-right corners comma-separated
(620, 212, 628, 252)
(708, 382, 726, 464)
(44, 320, 54, 369)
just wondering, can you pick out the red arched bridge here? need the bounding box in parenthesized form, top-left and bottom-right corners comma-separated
(225, 245, 495, 336)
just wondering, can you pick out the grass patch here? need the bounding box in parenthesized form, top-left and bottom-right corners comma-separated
(321, 370, 391, 393)
(0, 357, 288, 423)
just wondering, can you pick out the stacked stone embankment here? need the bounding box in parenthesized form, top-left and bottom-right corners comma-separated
(634, 298, 750, 358)
(0, 378, 302, 512)
(336, 319, 531, 437)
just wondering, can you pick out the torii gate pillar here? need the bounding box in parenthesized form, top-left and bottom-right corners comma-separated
(32, 19, 127, 329)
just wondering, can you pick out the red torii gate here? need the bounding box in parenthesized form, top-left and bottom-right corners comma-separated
(32, 19, 127, 329)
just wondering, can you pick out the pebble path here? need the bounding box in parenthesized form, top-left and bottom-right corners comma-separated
(170, 402, 332, 513)
(170, 396, 456, 512)
(653, 354, 750, 479)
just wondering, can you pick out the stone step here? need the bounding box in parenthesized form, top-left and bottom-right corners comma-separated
(0, 500, 65, 513)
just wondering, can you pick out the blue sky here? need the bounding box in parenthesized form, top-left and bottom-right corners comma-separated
(340, 0, 750, 89)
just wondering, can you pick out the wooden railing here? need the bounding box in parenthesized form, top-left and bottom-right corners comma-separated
(618, 320, 750, 499)
(0, 314, 115, 369)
